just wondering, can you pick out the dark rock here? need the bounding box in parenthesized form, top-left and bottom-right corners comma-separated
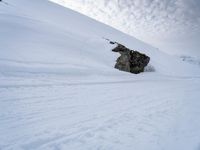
(109, 41, 116, 45)
(112, 44, 150, 74)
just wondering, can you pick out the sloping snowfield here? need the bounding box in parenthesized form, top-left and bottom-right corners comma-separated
(0, 0, 200, 150)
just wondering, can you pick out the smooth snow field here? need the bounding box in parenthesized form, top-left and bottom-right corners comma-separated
(0, 0, 200, 150)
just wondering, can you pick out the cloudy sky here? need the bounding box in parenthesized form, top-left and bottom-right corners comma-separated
(51, 0, 200, 57)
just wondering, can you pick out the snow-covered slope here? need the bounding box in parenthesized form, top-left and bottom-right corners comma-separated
(1, 0, 200, 77)
(180, 55, 200, 66)
(0, 0, 200, 150)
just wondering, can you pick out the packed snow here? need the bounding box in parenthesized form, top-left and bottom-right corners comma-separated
(0, 0, 200, 150)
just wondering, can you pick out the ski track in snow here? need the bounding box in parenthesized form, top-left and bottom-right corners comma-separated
(1, 74, 200, 150)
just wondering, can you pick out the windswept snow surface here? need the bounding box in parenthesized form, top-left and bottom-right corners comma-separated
(0, 0, 200, 150)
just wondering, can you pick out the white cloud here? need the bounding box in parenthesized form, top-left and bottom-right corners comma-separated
(52, 0, 200, 56)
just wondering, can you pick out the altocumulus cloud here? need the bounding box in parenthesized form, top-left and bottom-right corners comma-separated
(51, 0, 200, 57)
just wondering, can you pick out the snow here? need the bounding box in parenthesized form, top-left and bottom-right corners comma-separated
(0, 0, 200, 150)
(180, 55, 200, 66)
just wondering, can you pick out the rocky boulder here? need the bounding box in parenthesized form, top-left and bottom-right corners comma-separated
(112, 43, 150, 74)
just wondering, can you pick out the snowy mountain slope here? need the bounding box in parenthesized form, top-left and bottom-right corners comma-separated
(180, 55, 200, 66)
(0, 0, 200, 150)
(1, 0, 200, 77)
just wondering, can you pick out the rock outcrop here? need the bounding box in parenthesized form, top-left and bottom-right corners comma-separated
(112, 43, 150, 74)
